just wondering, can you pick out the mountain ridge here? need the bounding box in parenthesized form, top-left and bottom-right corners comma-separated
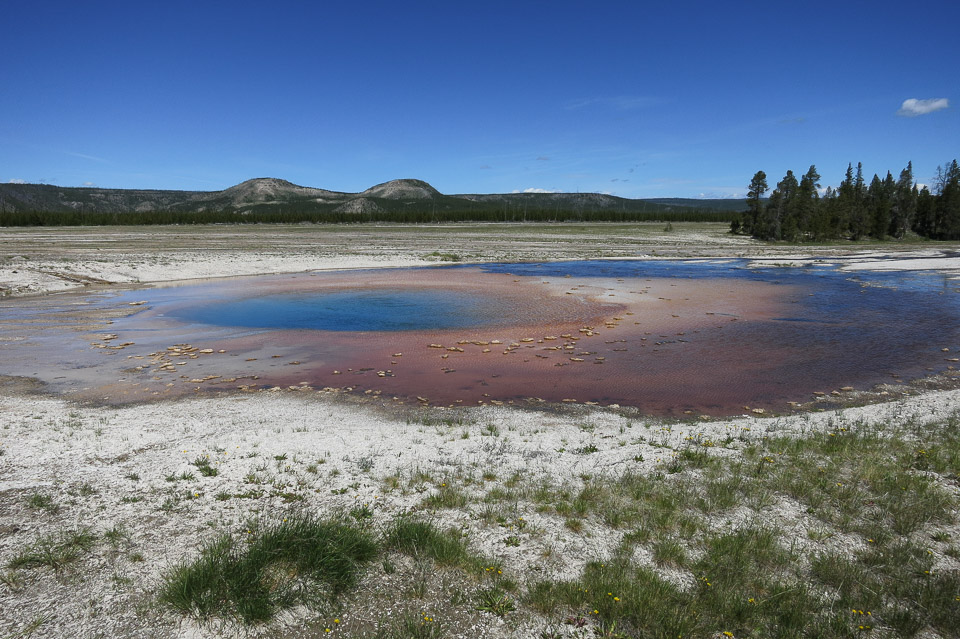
(0, 177, 746, 218)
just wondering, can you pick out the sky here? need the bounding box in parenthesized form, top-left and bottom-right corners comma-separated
(2, 1, 957, 199)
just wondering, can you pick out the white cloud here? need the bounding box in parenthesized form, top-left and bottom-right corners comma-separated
(82, 181, 97, 187)
(7, 178, 26, 184)
(897, 98, 949, 117)
(512, 187, 559, 194)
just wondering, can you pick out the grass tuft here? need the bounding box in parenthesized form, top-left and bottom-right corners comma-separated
(384, 517, 483, 572)
(191, 455, 219, 477)
(9, 528, 97, 571)
(159, 514, 378, 624)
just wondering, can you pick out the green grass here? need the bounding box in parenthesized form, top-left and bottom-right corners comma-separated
(522, 414, 960, 638)
(422, 483, 470, 509)
(383, 516, 491, 576)
(190, 455, 219, 477)
(475, 586, 516, 617)
(352, 611, 446, 638)
(159, 512, 496, 628)
(159, 514, 378, 624)
(148, 411, 960, 636)
(9, 528, 98, 570)
(0, 570, 23, 591)
(26, 493, 59, 513)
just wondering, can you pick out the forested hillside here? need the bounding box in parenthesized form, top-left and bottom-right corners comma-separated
(0, 178, 739, 226)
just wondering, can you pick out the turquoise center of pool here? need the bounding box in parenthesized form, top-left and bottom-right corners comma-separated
(170, 288, 502, 332)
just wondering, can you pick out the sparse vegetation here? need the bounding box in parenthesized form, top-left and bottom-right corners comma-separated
(26, 493, 58, 513)
(190, 455, 219, 477)
(9, 528, 98, 571)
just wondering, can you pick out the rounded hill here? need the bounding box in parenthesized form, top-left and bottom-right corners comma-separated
(360, 179, 441, 200)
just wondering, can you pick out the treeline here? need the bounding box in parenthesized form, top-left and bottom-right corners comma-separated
(0, 206, 736, 227)
(732, 160, 960, 241)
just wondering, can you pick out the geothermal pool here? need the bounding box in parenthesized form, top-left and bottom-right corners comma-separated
(2, 259, 959, 415)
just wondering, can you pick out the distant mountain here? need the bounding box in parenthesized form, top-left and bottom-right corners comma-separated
(218, 178, 340, 204)
(361, 179, 441, 200)
(0, 177, 746, 224)
(641, 197, 751, 212)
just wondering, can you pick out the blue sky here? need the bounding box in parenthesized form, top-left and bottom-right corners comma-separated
(2, 1, 957, 199)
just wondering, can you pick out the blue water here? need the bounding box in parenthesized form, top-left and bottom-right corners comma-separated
(119, 260, 960, 344)
(167, 288, 503, 332)
(13, 258, 957, 411)
(475, 258, 953, 294)
(474, 258, 960, 328)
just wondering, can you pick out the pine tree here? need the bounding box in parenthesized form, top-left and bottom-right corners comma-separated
(835, 163, 856, 237)
(867, 172, 894, 239)
(795, 165, 821, 239)
(848, 162, 869, 239)
(914, 186, 936, 237)
(940, 160, 960, 239)
(891, 161, 916, 238)
(745, 171, 768, 236)
(769, 170, 799, 241)
(813, 186, 837, 240)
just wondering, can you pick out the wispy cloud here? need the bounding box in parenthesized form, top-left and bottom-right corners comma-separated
(82, 181, 97, 187)
(897, 98, 949, 117)
(536, 156, 550, 161)
(7, 178, 26, 184)
(513, 187, 559, 194)
(64, 150, 111, 163)
(565, 96, 660, 111)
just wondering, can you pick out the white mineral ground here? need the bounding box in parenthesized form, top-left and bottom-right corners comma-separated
(1, 224, 959, 638)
